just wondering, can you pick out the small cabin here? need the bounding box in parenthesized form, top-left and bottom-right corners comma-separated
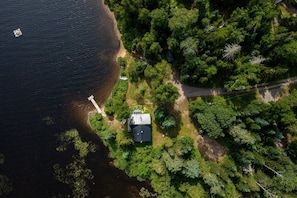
(128, 110, 152, 143)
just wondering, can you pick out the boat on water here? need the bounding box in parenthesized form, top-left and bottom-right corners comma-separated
(13, 28, 22, 37)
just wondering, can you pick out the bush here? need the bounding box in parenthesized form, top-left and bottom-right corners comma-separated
(117, 57, 127, 68)
(154, 107, 177, 130)
(161, 116, 177, 130)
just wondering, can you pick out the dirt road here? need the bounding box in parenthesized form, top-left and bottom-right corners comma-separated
(171, 71, 297, 103)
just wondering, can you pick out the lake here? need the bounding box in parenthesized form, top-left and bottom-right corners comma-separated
(0, 0, 145, 197)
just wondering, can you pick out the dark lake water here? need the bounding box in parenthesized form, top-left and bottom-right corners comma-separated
(0, 0, 145, 197)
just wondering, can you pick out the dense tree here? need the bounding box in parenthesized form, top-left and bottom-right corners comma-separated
(138, 8, 151, 26)
(287, 140, 297, 162)
(116, 131, 134, 147)
(229, 125, 256, 145)
(180, 37, 199, 57)
(127, 146, 153, 180)
(150, 8, 168, 30)
(203, 173, 225, 197)
(161, 115, 177, 130)
(179, 182, 208, 198)
(182, 159, 200, 179)
(274, 40, 297, 65)
(154, 107, 166, 122)
(97, 0, 297, 197)
(168, 8, 199, 38)
(196, 111, 223, 138)
(151, 83, 180, 106)
(144, 60, 170, 88)
(190, 98, 236, 138)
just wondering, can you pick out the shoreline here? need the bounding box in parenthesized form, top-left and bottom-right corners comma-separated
(101, 1, 127, 59)
(84, 0, 127, 123)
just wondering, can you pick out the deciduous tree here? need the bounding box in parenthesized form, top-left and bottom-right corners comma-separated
(151, 83, 180, 106)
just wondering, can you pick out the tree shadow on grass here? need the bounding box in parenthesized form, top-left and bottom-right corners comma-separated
(154, 107, 182, 138)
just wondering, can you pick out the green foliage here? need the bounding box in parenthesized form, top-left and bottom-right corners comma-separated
(179, 182, 208, 198)
(56, 129, 96, 158)
(127, 146, 153, 180)
(0, 153, 12, 196)
(175, 136, 194, 157)
(161, 115, 177, 130)
(154, 107, 177, 130)
(190, 98, 236, 138)
(0, 175, 13, 196)
(221, 156, 238, 178)
(162, 151, 183, 173)
(53, 158, 94, 198)
(275, 40, 297, 64)
(229, 125, 256, 145)
(180, 37, 199, 57)
(287, 140, 297, 162)
(54, 129, 95, 198)
(90, 113, 105, 132)
(101, 128, 117, 142)
(168, 8, 199, 38)
(123, 138, 201, 197)
(181, 159, 200, 179)
(109, 0, 297, 88)
(275, 172, 297, 193)
(117, 57, 127, 68)
(138, 8, 151, 26)
(116, 131, 134, 147)
(189, 98, 208, 115)
(150, 8, 168, 30)
(236, 175, 259, 193)
(203, 173, 225, 197)
(152, 159, 166, 175)
(154, 107, 166, 122)
(139, 187, 157, 198)
(151, 83, 180, 106)
(104, 80, 130, 120)
(97, 0, 297, 196)
(144, 60, 170, 89)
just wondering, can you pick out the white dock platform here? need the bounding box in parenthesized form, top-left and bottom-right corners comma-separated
(13, 28, 22, 37)
(88, 95, 102, 114)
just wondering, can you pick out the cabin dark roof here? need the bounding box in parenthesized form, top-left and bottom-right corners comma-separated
(132, 125, 152, 143)
(127, 109, 152, 142)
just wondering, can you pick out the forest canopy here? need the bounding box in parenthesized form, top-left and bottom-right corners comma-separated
(97, 0, 297, 197)
(106, 0, 297, 90)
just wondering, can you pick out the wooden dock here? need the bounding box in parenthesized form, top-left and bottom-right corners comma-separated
(88, 95, 102, 114)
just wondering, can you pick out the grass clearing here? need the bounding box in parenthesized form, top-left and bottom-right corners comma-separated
(123, 55, 200, 148)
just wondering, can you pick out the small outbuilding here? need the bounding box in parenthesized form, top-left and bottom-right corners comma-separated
(128, 110, 152, 143)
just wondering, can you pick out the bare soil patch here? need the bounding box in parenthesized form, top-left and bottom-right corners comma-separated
(170, 69, 226, 160)
(197, 135, 226, 162)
